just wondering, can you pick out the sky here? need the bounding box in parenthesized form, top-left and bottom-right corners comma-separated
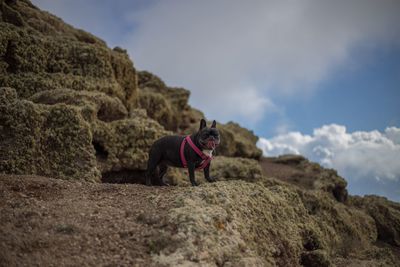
(32, 0, 400, 201)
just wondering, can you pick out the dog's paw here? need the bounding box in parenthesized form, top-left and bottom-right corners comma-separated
(206, 176, 217, 183)
(160, 181, 170, 186)
(191, 181, 199, 186)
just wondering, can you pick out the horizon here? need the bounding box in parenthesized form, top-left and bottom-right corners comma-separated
(32, 0, 400, 201)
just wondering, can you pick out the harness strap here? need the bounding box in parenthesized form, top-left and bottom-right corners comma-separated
(180, 136, 212, 170)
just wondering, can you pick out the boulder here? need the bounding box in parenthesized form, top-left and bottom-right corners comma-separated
(350, 195, 400, 247)
(261, 155, 348, 202)
(30, 88, 169, 177)
(0, 87, 99, 181)
(216, 122, 263, 159)
(148, 180, 392, 266)
(0, 0, 138, 110)
(138, 70, 203, 132)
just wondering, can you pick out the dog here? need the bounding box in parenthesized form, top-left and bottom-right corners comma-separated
(146, 119, 220, 186)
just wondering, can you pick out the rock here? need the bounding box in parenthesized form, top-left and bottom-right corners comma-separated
(150, 180, 394, 266)
(138, 90, 175, 131)
(216, 122, 263, 159)
(273, 154, 306, 165)
(0, 87, 100, 181)
(138, 70, 203, 132)
(29, 88, 169, 177)
(30, 89, 128, 122)
(0, 86, 168, 182)
(0, 1, 171, 182)
(212, 156, 262, 182)
(164, 156, 262, 186)
(261, 156, 348, 202)
(300, 250, 331, 267)
(350, 195, 400, 247)
(0, 0, 138, 110)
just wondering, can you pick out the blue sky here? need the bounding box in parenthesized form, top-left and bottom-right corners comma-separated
(262, 43, 400, 137)
(32, 0, 400, 201)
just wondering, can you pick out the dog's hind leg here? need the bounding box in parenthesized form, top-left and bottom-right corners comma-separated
(145, 163, 157, 186)
(158, 163, 169, 186)
(146, 148, 161, 186)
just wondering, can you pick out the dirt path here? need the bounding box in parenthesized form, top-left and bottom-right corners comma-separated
(0, 174, 177, 267)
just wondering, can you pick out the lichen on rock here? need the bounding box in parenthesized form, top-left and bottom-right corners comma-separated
(0, 0, 138, 110)
(0, 87, 100, 181)
(149, 180, 395, 266)
(261, 155, 348, 203)
(138, 70, 204, 132)
(350, 195, 400, 247)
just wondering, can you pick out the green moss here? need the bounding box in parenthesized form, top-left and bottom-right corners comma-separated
(0, 87, 99, 181)
(92, 116, 168, 172)
(30, 88, 128, 122)
(350, 195, 400, 247)
(212, 156, 262, 182)
(217, 122, 263, 159)
(150, 180, 396, 266)
(138, 90, 176, 131)
(0, 6, 138, 109)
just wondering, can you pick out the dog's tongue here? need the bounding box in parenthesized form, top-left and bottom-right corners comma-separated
(207, 140, 217, 149)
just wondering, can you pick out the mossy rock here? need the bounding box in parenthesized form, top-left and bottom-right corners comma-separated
(163, 156, 262, 186)
(138, 70, 199, 132)
(92, 116, 168, 173)
(30, 88, 128, 122)
(216, 122, 263, 159)
(350, 195, 400, 247)
(263, 155, 348, 202)
(212, 156, 262, 182)
(0, 0, 138, 110)
(30, 88, 169, 175)
(149, 180, 395, 266)
(138, 90, 176, 131)
(0, 87, 100, 181)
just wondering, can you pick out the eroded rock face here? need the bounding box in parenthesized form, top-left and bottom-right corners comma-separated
(0, 0, 138, 110)
(0, 87, 100, 181)
(0, 1, 173, 182)
(1, 87, 168, 181)
(147, 180, 394, 266)
(29, 88, 169, 177)
(138, 70, 204, 132)
(261, 155, 348, 203)
(216, 122, 263, 159)
(350, 195, 400, 247)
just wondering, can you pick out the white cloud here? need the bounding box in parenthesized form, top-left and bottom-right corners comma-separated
(125, 0, 400, 122)
(31, 0, 400, 123)
(257, 125, 400, 201)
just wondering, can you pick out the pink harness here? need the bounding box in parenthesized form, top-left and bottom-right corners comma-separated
(180, 136, 213, 170)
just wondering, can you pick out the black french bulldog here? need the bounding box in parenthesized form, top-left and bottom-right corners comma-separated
(146, 119, 220, 186)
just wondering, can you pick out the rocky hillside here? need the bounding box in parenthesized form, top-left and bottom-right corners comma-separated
(0, 1, 399, 266)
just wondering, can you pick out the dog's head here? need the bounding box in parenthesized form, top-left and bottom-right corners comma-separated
(196, 119, 220, 150)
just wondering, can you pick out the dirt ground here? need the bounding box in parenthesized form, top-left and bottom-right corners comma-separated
(0, 174, 177, 267)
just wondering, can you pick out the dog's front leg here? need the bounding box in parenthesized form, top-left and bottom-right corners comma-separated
(203, 164, 216, 183)
(187, 162, 198, 186)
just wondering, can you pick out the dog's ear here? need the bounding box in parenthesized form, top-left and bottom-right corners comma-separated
(199, 119, 207, 130)
(211, 120, 217, 128)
